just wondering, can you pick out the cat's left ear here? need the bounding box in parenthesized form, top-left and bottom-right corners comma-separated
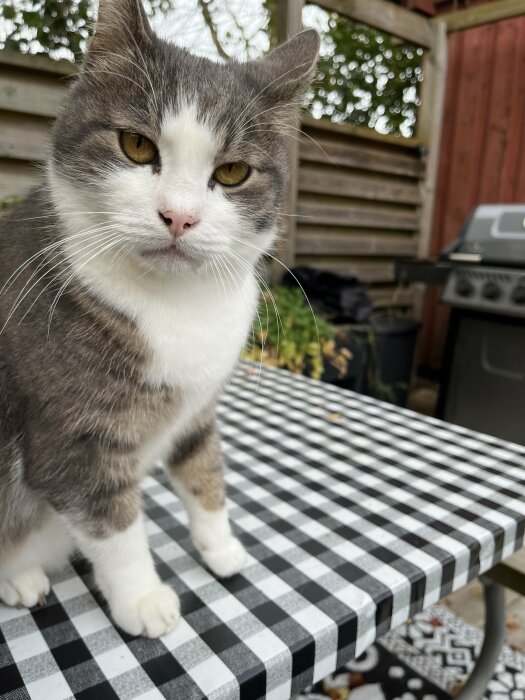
(86, 0, 153, 64)
(249, 29, 320, 103)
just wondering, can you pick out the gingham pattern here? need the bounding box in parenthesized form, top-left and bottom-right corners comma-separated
(1, 364, 525, 700)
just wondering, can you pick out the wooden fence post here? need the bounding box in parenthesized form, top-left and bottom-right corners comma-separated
(417, 19, 447, 261)
(414, 18, 447, 327)
(271, 0, 304, 283)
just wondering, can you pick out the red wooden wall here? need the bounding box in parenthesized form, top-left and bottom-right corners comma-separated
(419, 14, 525, 372)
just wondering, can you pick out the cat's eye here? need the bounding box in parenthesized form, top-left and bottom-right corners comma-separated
(119, 131, 158, 165)
(213, 162, 251, 187)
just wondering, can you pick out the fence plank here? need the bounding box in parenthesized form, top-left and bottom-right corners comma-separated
(0, 70, 67, 118)
(299, 135, 425, 178)
(294, 257, 395, 283)
(0, 112, 51, 161)
(299, 166, 421, 204)
(442, 0, 525, 32)
(0, 50, 76, 77)
(297, 198, 419, 230)
(302, 115, 421, 148)
(0, 160, 41, 200)
(368, 286, 414, 307)
(313, 0, 434, 47)
(295, 228, 418, 256)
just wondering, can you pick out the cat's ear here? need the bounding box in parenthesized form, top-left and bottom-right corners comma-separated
(250, 29, 320, 103)
(86, 0, 153, 63)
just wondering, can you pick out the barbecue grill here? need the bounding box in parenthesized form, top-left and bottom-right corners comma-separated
(397, 204, 525, 445)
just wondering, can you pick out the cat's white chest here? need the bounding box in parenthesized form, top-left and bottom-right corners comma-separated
(67, 253, 258, 451)
(137, 274, 257, 393)
(132, 272, 258, 466)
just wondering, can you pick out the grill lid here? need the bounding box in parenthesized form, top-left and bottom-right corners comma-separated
(440, 205, 525, 267)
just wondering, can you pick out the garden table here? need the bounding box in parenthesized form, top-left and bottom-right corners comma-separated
(1, 364, 524, 700)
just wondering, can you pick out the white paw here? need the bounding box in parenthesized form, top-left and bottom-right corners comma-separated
(0, 566, 50, 608)
(111, 583, 180, 638)
(200, 535, 247, 578)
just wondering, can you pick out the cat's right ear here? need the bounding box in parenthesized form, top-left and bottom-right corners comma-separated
(85, 0, 153, 66)
(248, 30, 320, 103)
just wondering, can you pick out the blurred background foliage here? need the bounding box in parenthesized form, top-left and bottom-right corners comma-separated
(0, 0, 423, 136)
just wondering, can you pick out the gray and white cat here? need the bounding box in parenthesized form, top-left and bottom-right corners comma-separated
(0, 0, 318, 637)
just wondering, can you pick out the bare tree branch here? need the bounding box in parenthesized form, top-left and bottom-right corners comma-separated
(196, 0, 229, 59)
(224, 0, 250, 55)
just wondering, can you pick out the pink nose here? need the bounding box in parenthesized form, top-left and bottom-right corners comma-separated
(159, 210, 200, 237)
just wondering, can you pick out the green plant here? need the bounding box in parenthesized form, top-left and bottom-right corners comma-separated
(242, 286, 352, 381)
(303, 8, 424, 136)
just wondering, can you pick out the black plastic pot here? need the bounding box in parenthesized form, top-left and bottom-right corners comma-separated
(319, 316, 420, 407)
(366, 314, 421, 406)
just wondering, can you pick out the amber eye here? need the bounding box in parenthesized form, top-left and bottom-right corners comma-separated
(213, 162, 251, 187)
(119, 131, 158, 165)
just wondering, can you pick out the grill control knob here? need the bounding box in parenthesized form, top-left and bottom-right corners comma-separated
(511, 284, 525, 305)
(482, 280, 501, 301)
(455, 277, 474, 298)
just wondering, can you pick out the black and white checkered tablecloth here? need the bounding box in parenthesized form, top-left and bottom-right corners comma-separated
(2, 364, 525, 700)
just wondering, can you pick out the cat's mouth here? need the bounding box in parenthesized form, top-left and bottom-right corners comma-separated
(140, 244, 198, 264)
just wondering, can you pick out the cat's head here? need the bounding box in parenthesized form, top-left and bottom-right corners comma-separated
(48, 0, 319, 276)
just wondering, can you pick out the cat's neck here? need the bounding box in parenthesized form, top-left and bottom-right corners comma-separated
(63, 237, 254, 316)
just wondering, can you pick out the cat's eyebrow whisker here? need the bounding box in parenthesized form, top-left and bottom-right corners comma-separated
(241, 126, 306, 150)
(83, 67, 152, 103)
(89, 48, 160, 119)
(3, 228, 121, 332)
(276, 213, 317, 219)
(239, 99, 303, 130)
(245, 140, 273, 161)
(227, 59, 316, 141)
(233, 101, 302, 141)
(252, 119, 337, 166)
(245, 118, 336, 172)
(234, 101, 304, 143)
(120, 22, 163, 119)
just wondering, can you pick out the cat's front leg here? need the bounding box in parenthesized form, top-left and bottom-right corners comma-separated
(71, 509, 180, 637)
(167, 419, 246, 578)
(26, 441, 180, 638)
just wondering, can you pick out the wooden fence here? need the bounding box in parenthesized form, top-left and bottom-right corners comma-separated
(0, 0, 447, 313)
(293, 118, 424, 308)
(277, 0, 447, 312)
(0, 51, 74, 201)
